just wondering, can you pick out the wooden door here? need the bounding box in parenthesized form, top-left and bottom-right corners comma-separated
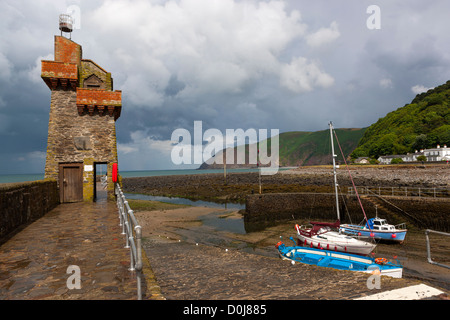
(59, 164, 83, 202)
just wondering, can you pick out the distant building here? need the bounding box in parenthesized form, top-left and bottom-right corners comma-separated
(423, 145, 450, 162)
(401, 150, 425, 162)
(378, 145, 449, 164)
(377, 155, 404, 165)
(354, 157, 370, 164)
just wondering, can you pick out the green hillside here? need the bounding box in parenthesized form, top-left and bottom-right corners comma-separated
(351, 80, 450, 159)
(200, 127, 366, 168)
(277, 128, 366, 166)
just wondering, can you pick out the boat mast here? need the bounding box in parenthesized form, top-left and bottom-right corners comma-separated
(329, 121, 340, 221)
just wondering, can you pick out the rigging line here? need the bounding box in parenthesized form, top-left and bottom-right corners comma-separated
(337, 184, 353, 225)
(332, 129, 372, 233)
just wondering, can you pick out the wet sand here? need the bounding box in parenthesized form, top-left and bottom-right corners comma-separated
(134, 205, 450, 300)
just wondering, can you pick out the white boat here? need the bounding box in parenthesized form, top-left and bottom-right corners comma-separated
(296, 221, 377, 255)
(295, 122, 377, 256)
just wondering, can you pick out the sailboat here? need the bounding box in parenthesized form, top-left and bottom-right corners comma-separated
(295, 122, 377, 256)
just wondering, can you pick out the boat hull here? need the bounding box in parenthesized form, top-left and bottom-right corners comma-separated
(340, 224, 407, 242)
(296, 230, 377, 256)
(277, 243, 402, 278)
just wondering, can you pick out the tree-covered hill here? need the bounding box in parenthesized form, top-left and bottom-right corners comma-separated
(351, 80, 450, 159)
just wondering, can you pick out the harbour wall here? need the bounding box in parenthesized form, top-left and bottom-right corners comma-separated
(0, 180, 59, 243)
(245, 193, 450, 232)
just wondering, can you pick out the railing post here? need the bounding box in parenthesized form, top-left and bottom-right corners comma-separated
(425, 229, 450, 269)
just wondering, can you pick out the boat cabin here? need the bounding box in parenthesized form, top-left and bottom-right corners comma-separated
(367, 218, 396, 231)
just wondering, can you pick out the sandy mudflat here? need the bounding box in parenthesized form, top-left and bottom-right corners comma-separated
(135, 206, 222, 241)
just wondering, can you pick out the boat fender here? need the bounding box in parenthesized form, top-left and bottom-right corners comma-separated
(391, 233, 397, 238)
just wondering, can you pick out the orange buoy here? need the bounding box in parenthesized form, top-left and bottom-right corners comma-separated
(375, 258, 388, 265)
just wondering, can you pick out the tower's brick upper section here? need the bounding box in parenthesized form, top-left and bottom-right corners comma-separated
(54, 36, 82, 65)
(41, 35, 121, 120)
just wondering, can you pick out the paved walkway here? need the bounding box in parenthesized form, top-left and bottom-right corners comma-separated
(0, 198, 164, 300)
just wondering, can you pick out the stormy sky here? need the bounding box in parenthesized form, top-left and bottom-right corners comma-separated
(1, 0, 450, 174)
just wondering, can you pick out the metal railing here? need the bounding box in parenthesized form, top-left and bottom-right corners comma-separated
(101, 176, 107, 189)
(425, 229, 450, 270)
(347, 186, 450, 198)
(115, 183, 143, 300)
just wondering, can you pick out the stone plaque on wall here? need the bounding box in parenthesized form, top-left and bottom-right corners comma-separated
(74, 137, 92, 150)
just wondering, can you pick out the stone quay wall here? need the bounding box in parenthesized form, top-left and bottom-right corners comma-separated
(245, 193, 450, 232)
(0, 180, 59, 242)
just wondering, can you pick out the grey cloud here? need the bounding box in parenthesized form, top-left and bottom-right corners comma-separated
(1, 0, 450, 173)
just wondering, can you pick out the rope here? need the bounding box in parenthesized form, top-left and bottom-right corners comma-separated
(338, 184, 353, 225)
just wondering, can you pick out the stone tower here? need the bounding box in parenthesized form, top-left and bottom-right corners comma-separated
(41, 33, 122, 202)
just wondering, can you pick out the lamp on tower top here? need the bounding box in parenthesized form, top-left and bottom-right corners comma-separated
(59, 14, 73, 39)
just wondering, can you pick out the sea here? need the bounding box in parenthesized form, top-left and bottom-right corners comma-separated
(0, 168, 290, 184)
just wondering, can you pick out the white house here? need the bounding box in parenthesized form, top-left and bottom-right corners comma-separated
(377, 155, 404, 164)
(378, 145, 450, 164)
(423, 145, 450, 162)
(354, 157, 370, 164)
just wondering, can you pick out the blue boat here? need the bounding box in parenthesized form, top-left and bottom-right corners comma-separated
(276, 237, 403, 278)
(340, 217, 407, 243)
